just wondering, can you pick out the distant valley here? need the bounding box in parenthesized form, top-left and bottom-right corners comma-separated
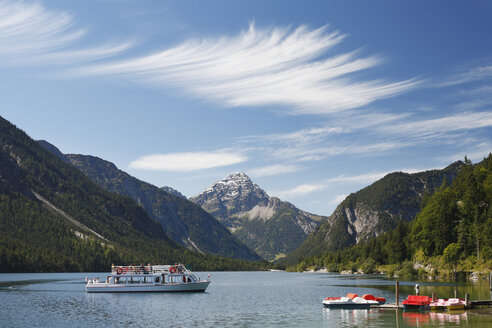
(38, 141, 261, 262)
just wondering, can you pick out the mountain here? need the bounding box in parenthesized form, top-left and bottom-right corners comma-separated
(38, 149, 260, 261)
(190, 172, 327, 260)
(160, 186, 186, 199)
(0, 115, 266, 272)
(282, 162, 464, 266)
(0, 116, 179, 272)
(288, 155, 492, 273)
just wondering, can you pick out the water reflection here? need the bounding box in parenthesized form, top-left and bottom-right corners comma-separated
(430, 311, 468, 325)
(322, 308, 384, 327)
(402, 312, 430, 326)
(1, 272, 491, 328)
(322, 308, 471, 327)
(402, 311, 468, 327)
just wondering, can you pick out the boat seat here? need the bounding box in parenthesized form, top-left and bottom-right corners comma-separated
(402, 295, 431, 305)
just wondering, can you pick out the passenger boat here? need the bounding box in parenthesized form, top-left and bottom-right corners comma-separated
(402, 295, 432, 310)
(86, 264, 211, 293)
(322, 293, 381, 309)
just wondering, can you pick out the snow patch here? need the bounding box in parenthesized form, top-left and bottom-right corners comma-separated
(248, 205, 275, 221)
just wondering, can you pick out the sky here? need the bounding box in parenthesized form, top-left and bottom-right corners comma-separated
(1, 0, 492, 216)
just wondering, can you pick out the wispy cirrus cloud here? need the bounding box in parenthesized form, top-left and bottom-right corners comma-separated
(273, 167, 441, 200)
(274, 183, 326, 199)
(436, 64, 492, 87)
(272, 172, 385, 199)
(77, 23, 419, 115)
(329, 194, 348, 205)
(247, 164, 301, 178)
(129, 151, 247, 172)
(381, 111, 492, 140)
(234, 105, 492, 167)
(0, 0, 132, 65)
(325, 172, 388, 185)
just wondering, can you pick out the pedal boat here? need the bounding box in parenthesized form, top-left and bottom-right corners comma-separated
(430, 298, 448, 311)
(445, 298, 466, 311)
(402, 295, 431, 311)
(322, 293, 381, 309)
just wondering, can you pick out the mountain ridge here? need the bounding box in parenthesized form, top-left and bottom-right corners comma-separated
(190, 172, 327, 260)
(282, 161, 464, 266)
(0, 116, 266, 272)
(36, 147, 261, 261)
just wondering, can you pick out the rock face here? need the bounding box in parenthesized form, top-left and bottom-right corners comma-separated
(191, 172, 270, 227)
(160, 186, 186, 199)
(283, 162, 464, 265)
(38, 142, 261, 261)
(190, 172, 326, 260)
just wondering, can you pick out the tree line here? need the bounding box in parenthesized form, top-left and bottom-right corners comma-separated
(287, 154, 492, 277)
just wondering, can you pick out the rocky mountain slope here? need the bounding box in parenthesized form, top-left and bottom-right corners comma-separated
(160, 186, 186, 199)
(0, 116, 179, 271)
(190, 172, 327, 260)
(37, 143, 260, 261)
(282, 162, 464, 265)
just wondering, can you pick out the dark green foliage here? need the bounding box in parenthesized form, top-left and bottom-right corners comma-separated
(281, 162, 462, 267)
(411, 184, 458, 256)
(0, 116, 268, 272)
(284, 155, 492, 272)
(63, 153, 260, 261)
(411, 154, 492, 260)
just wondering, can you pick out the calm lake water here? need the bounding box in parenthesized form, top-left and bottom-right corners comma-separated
(1, 271, 491, 327)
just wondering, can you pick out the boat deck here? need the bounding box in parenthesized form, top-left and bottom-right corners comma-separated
(371, 303, 403, 309)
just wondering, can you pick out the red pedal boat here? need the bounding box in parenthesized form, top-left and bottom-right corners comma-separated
(402, 295, 432, 310)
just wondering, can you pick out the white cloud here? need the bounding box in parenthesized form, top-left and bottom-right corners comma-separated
(273, 141, 408, 162)
(329, 194, 348, 205)
(382, 111, 492, 140)
(273, 164, 450, 202)
(129, 151, 247, 172)
(0, 1, 84, 56)
(247, 164, 300, 178)
(274, 183, 326, 198)
(272, 171, 387, 200)
(77, 23, 419, 115)
(326, 172, 388, 185)
(0, 0, 131, 65)
(437, 65, 492, 87)
(437, 141, 492, 164)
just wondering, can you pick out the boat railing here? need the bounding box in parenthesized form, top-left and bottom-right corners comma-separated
(111, 264, 192, 275)
(111, 265, 153, 275)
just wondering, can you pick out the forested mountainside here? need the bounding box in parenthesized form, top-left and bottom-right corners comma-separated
(288, 155, 492, 275)
(282, 161, 463, 266)
(55, 151, 260, 261)
(191, 172, 327, 260)
(0, 116, 265, 272)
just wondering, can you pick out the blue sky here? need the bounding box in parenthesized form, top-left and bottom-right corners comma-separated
(1, 0, 492, 216)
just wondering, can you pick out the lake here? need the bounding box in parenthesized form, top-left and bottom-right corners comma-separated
(1, 271, 491, 327)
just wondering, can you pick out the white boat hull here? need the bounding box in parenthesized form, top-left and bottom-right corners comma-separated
(86, 281, 210, 293)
